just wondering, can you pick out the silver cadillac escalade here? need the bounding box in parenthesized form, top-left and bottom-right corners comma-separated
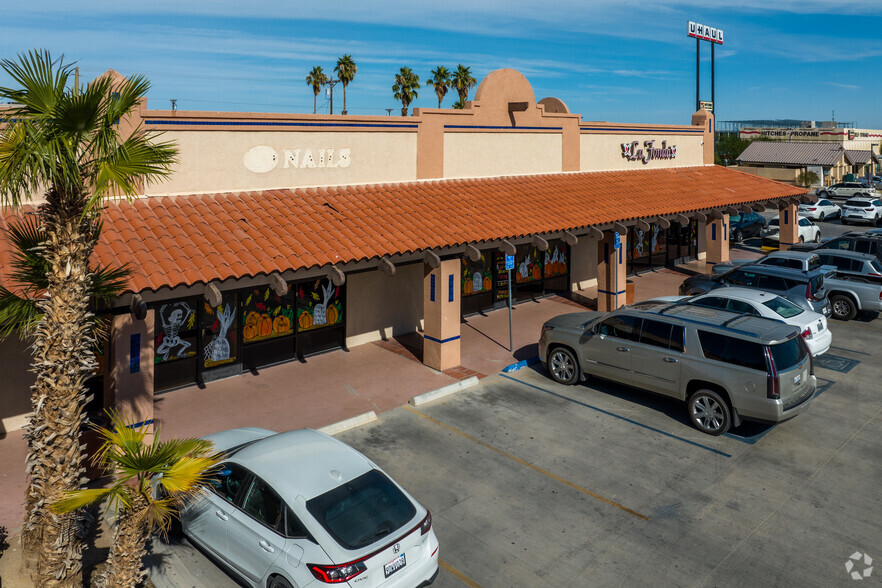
(538, 302, 816, 435)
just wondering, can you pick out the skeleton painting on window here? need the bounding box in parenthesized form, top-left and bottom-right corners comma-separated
(156, 302, 196, 362)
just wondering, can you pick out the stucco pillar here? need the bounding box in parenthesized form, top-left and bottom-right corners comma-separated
(597, 231, 627, 312)
(778, 203, 799, 250)
(107, 310, 155, 432)
(691, 109, 715, 165)
(423, 259, 461, 371)
(705, 216, 730, 265)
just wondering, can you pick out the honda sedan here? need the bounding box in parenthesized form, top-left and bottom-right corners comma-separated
(182, 428, 440, 588)
(798, 199, 840, 221)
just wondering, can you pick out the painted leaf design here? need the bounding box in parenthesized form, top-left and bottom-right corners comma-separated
(264, 288, 270, 301)
(245, 294, 253, 305)
(312, 291, 320, 301)
(204, 302, 213, 315)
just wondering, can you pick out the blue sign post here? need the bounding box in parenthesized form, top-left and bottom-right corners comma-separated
(505, 255, 515, 351)
(613, 233, 621, 309)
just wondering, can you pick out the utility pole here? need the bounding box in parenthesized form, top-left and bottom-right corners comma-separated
(325, 79, 340, 115)
(170, 99, 177, 111)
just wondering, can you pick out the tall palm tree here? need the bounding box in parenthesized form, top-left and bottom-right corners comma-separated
(334, 54, 357, 115)
(0, 215, 130, 341)
(305, 66, 328, 115)
(52, 411, 221, 588)
(392, 67, 420, 117)
(0, 50, 177, 586)
(452, 64, 477, 109)
(426, 66, 450, 108)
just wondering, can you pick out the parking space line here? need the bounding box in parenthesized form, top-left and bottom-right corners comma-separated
(403, 405, 649, 521)
(439, 558, 483, 587)
(829, 345, 871, 357)
(500, 374, 732, 458)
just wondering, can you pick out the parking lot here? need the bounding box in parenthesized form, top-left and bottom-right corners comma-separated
(335, 316, 881, 586)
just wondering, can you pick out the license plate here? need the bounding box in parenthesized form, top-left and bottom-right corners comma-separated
(384, 554, 406, 578)
(817, 321, 823, 331)
(793, 373, 801, 385)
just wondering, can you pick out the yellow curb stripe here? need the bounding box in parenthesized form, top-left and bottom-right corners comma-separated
(440, 558, 483, 587)
(403, 405, 649, 521)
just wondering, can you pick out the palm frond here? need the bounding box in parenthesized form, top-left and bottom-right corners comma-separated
(0, 50, 71, 117)
(51, 487, 112, 514)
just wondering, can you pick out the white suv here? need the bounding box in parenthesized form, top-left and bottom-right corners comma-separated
(818, 182, 876, 199)
(841, 197, 882, 225)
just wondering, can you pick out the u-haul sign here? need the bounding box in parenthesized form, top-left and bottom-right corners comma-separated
(688, 21, 724, 45)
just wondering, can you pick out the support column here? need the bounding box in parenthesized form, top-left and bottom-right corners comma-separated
(107, 310, 155, 432)
(597, 231, 627, 312)
(705, 216, 730, 265)
(778, 203, 799, 250)
(423, 258, 461, 371)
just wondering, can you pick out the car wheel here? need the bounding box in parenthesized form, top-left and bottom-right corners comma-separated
(818, 190, 828, 198)
(735, 229, 744, 244)
(548, 347, 579, 385)
(798, 235, 804, 243)
(818, 212, 825, 221)
(830, 294, 857, 321)
(813, 231, 821, 243)
(268, 576, 294, 588)
(688, 389, 731, 436)
(841, 218, 848, 225)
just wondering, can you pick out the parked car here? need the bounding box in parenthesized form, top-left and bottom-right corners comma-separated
(798, 199, 841, 221)
(762, 215, 821, 246)
(789, 231, 882, 262)
(539, 304, 816, 435)
(679, 264, 832, 316)
(181, 428, 440, 588)
(647, 288, 831, 357)
(867, 176, 882, 190)
(712, 251, 825, 273)
(728, 211, 765, 243)
(840, 197, 882, 226)
(817, 182, 876, 199)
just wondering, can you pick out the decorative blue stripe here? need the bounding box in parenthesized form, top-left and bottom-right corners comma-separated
(448, 274, 454, 302)
(126, 419, 154, 430)
(444, 124, 562, 130)
(580, 126, 703, 134)
(145, 120, 418, 129)
(424, 334, 461, 344)
(597, 289, 627, 295)
(712, 223, 717, 240)
(430, 274, 436, 302)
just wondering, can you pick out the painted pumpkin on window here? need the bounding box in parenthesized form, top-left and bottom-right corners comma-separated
(483, 276, 492, 291)
(273, 315, 291, 334)
(326, 305, 339, 325)
(258, 314, 273, 337)
(531, 265, 541, 280)
(299, 311, 313, 330)
(243, 324, 258, 341)
(464, 279, 473, 295)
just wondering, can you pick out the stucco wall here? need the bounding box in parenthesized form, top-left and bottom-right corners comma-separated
(443, 132, 562, 178)
(0, 335, 35, 433)
(580, 134, 705, 172)
(145, 131, 419, 195)
(345, 263, 424, 348)
(570, 237, 599, 291)
(733, 166, 800, 184)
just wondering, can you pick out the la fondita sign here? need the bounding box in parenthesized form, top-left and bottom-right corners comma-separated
(688, 21, 724, 45)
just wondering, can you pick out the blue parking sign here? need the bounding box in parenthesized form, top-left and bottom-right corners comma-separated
(613, 232, 621, 250)
(505, 254, 515, 270)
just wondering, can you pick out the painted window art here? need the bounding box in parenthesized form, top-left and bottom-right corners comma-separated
(242, 286, 294, 343)
(515, 244, 542, 284)
(297, 279, 343, 331)
(461, 254, 493, 296)
(154, 301, 198, 364)
(543, 242, 568, 277)
(202, 294, 238, 368)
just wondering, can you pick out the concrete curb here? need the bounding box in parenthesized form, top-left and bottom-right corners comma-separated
(409, 376, 480, 407)
(502, 356, 540, 373)
(317, 411, 378, 436)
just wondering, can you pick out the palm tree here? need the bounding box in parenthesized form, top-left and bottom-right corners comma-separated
(0, 50, 177, 586)
(305, 66, 328, 115)
(426, 66, 450, 108)
(334, 54, 357, 115)
(0, 215, 130, 341)
(452, 64, 477, 109)
(52, 411, 221, 588)
(392, 67, 420, 117)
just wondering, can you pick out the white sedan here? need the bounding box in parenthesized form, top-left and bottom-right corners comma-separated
(182, 428, 440, 588)
(649, 287, 831, 356)
(798, 199, 841, 221)
(763, 215, 821, 244)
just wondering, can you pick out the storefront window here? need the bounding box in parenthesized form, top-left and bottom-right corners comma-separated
(154, 301, 198, 364)
(462, 254, 493, 296)
(543, 241, 568, 278)
(297, 279, 343, 331)
(242, 286, 294, 343)
(514, 244, 542, 284)
(202, 294, 238, 369)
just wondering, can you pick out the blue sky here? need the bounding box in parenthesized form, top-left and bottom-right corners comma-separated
(2, 1, 882, 127)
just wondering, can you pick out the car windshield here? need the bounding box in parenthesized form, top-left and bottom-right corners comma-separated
(872, 260, 882, 273)
(306, 469, 416, 550)
(769, 337, 807, 371)
(762, 297, 804, 318)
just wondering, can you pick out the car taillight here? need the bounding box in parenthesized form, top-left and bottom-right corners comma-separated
(309, 561, 368, 583)
(764, 347, 780, 399)
(420, 510, 433, 535)
(801, 328, 813, 340)
(866, 208, 874, 212)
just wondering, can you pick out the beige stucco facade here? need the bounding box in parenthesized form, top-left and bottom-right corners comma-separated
(443, 132, 563, 179)
(345, 263, 424, 349)
(580, 133, 705, 172)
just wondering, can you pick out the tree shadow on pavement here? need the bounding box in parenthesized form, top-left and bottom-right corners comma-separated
(0, 525, 8, 558)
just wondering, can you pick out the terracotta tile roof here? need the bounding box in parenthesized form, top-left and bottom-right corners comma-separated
(737, 141, 847, 166)
(1, 165, 806, 294)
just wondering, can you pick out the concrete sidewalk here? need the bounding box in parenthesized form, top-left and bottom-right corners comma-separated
(0, 251, 761, 536)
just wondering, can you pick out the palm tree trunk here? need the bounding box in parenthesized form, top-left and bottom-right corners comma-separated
(99, 495, 150, 588)
(22, 193, 97, 587)
(313, 94, 317, 115)
(401, 105, 408, 116)
(342, 85, 347, 115)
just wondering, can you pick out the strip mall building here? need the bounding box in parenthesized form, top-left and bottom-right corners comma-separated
(0, 68, 809, 432)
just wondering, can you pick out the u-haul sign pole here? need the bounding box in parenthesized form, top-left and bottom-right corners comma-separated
(688, 21, 724, 118)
